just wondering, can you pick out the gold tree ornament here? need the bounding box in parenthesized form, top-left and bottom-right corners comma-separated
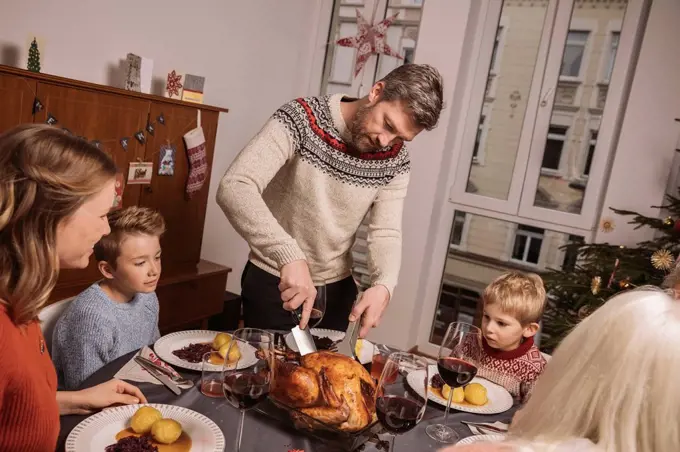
(651, 249, 674, 271)
(600, 217, 615, 233)
(618, 278, 632, 289)
(664, 216, 674, 226)
(591, 276, 602, 295)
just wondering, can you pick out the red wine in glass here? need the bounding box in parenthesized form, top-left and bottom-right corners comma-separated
(426, 322, 482, 444)
(223, 372, 269, 410)
(437, 357, 477, 387)
(376, 395, 425, 434)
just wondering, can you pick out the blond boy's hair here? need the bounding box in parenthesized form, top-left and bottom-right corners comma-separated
(94, 206, 165, 268)
(483, 272, 546, 325)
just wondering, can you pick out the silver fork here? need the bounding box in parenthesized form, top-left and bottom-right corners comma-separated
(335, 292, 362, 359)
(461, 421, 508, 434)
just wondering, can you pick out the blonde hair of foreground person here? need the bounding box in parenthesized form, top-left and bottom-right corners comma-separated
(440, 287, 680, 452)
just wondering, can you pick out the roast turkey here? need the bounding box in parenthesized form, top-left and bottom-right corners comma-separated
(271, 351, 377, 432)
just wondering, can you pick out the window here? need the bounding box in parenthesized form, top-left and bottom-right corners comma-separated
(323, 0, 427, 289)
(541, 126, 568, 171)
(511, 225, 544, 265)
(472, 115, 486, 162)
(605, 32, 620, 82)
(321, 0, 426, 96)
(403, 47, 415, 65)
(583, 131, 598, 176)
(419, 0, 645, 355)
(560, 31, 589, 78)
(450, 211, 467, 248)
(430, 285, 480, 344)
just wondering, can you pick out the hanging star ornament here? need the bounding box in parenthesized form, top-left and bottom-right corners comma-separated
(336, 9, 403, 77)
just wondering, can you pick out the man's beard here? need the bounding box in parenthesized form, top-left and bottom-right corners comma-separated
(348, 104, 380, 153)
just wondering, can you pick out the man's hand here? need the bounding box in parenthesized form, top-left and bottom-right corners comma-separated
(279, 259, 317, 329)
(349, 285, 390, 338)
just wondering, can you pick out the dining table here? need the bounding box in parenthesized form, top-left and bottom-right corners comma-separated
(57, 335, 518, 452)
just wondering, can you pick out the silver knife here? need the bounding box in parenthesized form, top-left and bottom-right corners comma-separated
(291, 304, 317, 356)
(135, 356, 194, 388)
(135, 356, 181, 395)
(336, 292, 362, 359)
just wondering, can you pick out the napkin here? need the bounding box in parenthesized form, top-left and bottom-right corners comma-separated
(464, 420, 509, 436)
(114, 346, 193, 389)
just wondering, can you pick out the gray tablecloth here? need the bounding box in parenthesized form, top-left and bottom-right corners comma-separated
(58, 348, 517, 452)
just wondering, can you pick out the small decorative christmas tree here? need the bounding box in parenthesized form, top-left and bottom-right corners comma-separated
(27, 38, 41, 73)
(541, 188, 680, 351)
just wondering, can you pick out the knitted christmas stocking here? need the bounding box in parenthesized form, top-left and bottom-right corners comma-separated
(183, 126, 208, 198)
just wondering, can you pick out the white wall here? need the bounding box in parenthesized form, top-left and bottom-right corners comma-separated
(0, 0, 328, 294)
(594, 0, 680, 245)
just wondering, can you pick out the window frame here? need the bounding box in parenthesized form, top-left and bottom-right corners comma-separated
(540, 124, 570, 175)
(507, 224, 545, 266)
(558, 30, 591, 81)
(447, 0, 647, 233)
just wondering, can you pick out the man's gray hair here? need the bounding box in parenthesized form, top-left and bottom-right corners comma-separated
(378, 63, 444, 131)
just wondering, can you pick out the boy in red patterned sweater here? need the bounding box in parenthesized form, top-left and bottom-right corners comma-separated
(462, 272, 547, 403)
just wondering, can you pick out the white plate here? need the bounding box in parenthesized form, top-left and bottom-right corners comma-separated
(284, 328, 377, 364)
(456, 434, 506, 445)
(65, 403, 225, 451)
(406, 365, 514, 414)
(154, 330, 258, 372)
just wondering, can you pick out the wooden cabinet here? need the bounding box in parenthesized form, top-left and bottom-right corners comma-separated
(0, 65, 231, 332)
(0, 72, 36, 131)
(140, 104, 220, 273)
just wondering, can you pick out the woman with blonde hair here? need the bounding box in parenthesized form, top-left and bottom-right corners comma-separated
(441, 287, 680, 452)
(0, 124, 147, 451)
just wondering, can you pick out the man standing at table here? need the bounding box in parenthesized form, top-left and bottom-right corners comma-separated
(217, 64, 444, 337)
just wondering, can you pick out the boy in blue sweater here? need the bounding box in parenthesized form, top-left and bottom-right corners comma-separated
(52, 206, 165, 389)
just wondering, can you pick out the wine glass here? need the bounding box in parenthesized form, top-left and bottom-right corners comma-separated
(426, 322, 481, 443)
(375, 352, 429, 451)
(222, 328, 274, 452)
(291, 280, 326, 329)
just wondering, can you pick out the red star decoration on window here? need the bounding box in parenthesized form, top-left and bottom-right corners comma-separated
(336, 9, 403, 77)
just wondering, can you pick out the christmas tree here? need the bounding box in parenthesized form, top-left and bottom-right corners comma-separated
(540, 190, 680, 351)
(27, 38, 41, 73)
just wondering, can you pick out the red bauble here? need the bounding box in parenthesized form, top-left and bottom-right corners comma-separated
(675, 219, 680, 232)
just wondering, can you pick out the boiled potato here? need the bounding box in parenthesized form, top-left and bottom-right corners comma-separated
(218, 341, 241, 363)
(464, 382, 488, 406)
(151, 418, 182, 444)
(212, 332, 232, 351)
(130, 406, 162, 434)
(441, 384, 465, 403)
